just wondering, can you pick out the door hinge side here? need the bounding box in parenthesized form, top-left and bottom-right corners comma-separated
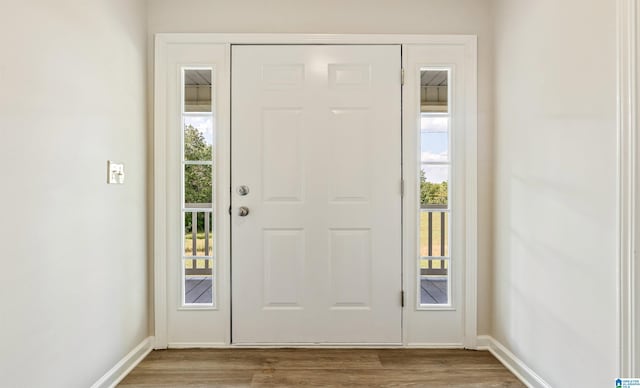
(401, 290, 405, 307)
(400, 179, 405, 197)
(228, 205, 232, 216)
(401, 68, 405, 86)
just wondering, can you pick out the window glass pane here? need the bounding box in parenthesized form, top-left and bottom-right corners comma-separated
(182, 67, 215, 308)
(420, 70, 448, 113)
(184, 259, 213, 305)
(421, 116, 449, 162)
(184, 116, 213, 161)
(421, 115, 449, 132)
(420, 210, 448, 257)
(184, 164, 212, 206)
(184, 69, 212, 113)
(184, 211, 213, 257)
(420, 259, 449, 305)
(418, 68, 451, 308)
(420, 165, 449, 208)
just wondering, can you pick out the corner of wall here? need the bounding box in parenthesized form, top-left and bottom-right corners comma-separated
(477, 336, 551, 388)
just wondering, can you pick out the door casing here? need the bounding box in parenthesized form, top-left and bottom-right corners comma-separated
(153, 33, 478, 349)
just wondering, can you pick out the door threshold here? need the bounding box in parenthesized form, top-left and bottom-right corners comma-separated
(231, 343, 405, 348)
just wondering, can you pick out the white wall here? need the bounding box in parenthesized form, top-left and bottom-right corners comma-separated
(147, 0, 495, 336)
(0, 1, 148, 387)
(491, 0, 618, 386)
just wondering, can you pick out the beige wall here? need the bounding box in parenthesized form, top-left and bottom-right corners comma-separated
(147, 0, 495, 336)
(0, 0, 148, 386)
(0, 0, 626, 384)
(491, 0, 618, 385)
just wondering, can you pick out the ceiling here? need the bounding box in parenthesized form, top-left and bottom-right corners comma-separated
(421, 70, 447, 87)
(185, 69, 447, 87)
(185, 69, 212, 86)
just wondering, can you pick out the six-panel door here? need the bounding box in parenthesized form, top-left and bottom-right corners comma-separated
(231, 45, 402, 344)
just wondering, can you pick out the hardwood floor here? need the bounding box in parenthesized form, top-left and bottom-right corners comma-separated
(119, 349, 525, 387)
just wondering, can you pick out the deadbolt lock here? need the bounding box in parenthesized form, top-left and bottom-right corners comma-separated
(237, 185, 250, 196)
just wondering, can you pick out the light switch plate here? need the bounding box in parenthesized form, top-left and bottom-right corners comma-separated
(107, 160, 125, 184)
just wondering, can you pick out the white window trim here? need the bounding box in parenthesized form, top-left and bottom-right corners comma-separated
(154, 33, 477, 349)
(418, 67, 453, 309)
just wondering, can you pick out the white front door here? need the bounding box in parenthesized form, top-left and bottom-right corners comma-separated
(231, 45, 402, 344)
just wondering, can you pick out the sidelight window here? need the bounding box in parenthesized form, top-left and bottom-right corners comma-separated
(181, 68, 215, 306)
(418, 69, 451, 307)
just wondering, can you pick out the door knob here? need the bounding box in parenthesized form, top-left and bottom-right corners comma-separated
(238, 206, 250, 217)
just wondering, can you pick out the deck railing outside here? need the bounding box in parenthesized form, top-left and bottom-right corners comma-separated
(185, 203, 212, 276)
(420, 204, 448, 277)
(182, 205, 447, 278)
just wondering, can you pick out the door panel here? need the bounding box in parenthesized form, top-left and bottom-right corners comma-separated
(231, 45, 401, 344)
(261, 109, 304, 202)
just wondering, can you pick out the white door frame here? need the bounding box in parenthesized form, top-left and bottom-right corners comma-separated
(153, 33, 478, 349)
(617, 0, 639, 377)
(402, 43, 477, 348)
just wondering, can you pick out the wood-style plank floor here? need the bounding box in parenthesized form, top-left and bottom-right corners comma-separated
(119, 349, 525, 387)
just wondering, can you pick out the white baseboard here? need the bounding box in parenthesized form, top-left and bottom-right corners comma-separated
(90, 335, 548, 387)
(477, 335, 551, 388)
(91, 336, 154, 388)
